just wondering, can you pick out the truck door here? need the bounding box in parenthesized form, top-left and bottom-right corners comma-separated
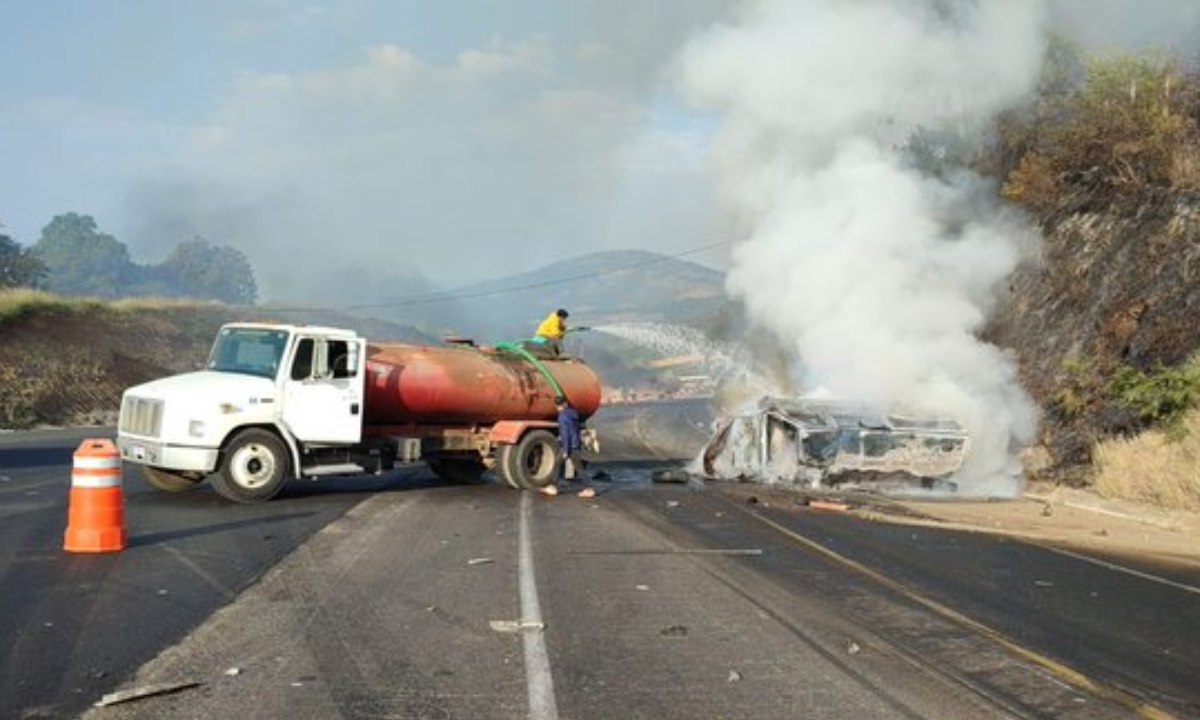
(281, 335, 365, 444)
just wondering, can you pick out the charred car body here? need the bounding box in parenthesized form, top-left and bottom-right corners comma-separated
(700, 397, 969, 489)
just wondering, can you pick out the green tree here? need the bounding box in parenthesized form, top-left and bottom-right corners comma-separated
(160, 237, 258, 304)
(31, 213, 132, 297)
(0, 229, 48, 289)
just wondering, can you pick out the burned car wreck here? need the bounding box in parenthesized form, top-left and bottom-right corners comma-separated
(699, 397, 969, 490)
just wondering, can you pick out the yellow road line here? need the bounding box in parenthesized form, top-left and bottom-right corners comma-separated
(742, 507, 1177, 720)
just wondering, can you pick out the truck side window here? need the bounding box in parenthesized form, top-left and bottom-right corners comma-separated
(329, 340, 356, 379)
(292, 339, 315, 380)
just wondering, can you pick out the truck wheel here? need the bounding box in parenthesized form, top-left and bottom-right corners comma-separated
(140, 466, 203, 492)
(211, 429, 290, 503)
(496, 430, 561, 490)
(429, 458, 487, 484)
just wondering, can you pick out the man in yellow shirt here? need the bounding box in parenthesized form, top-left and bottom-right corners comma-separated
(533, 308, 570, 356)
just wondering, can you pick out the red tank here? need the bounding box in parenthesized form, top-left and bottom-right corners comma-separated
(362, 343, 602, 426)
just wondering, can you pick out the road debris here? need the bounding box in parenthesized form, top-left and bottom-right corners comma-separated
(224, 667, 241, 676)
(727, 670, 743, 683)
(652, 468, 690, 484)
(94, 681, 202, 707)
(636, 585, 649, 591)
(489, 619, 546, 634)
(467, 557, 494, 566)
(665, 500, 680, 509)
(847, 641, 861, 655)
(659, 624, 689, 638)
(806, 500, 849, 513)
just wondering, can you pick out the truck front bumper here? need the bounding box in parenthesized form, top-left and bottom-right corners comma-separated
(117, 436, 219, 473)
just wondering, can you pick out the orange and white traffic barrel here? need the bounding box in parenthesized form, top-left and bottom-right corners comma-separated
(63, 438, 127, 553)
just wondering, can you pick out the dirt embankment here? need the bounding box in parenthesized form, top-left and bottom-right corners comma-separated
(0, 304, 231, 428)
(0, 295, 440, 430)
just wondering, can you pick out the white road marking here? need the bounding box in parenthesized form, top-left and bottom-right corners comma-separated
(519, 490, 559, 720)
(1039, 544, 1200, 597)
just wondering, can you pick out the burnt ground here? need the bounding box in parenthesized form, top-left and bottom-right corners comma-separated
(985, 191, 1200, 481)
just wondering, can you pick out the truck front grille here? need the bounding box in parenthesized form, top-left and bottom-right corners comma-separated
(120, 396, 163, 438)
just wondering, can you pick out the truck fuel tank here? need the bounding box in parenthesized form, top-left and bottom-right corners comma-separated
(363, 343, 602, 426)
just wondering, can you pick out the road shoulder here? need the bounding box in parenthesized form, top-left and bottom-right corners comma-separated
(714, 482, 1200, 572)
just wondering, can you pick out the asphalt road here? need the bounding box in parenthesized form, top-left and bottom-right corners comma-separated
(3, 411, 1199, 719)
(0, 427, 437, 720)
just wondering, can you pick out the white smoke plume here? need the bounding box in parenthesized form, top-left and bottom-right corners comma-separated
(681, 0, 1046, 494)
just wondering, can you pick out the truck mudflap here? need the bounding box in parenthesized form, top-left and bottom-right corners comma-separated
(700, 397, 969, 488)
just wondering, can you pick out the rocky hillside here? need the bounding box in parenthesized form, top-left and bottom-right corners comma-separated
(988, 192, 1200, 478)
(985, 48, 1200, 485)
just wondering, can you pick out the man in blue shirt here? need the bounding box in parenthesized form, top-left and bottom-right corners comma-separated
(557, 396, 582, 476)
(541, 396, 594, 497)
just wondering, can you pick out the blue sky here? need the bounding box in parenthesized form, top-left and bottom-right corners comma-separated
(0, 1, 730, 302)
(3, 0, 1197, 305)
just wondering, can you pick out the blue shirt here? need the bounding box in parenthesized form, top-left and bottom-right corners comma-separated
(557, 405, 581, 454)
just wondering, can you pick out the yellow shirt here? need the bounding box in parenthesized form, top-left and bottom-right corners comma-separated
(535, 312, 566, 340)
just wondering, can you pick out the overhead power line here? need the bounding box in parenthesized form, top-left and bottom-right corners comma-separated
(267, 239, 732, 314)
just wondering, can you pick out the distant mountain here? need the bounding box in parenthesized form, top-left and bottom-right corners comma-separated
(373, 249, 728, 343)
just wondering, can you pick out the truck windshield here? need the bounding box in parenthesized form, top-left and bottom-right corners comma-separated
(208, 328, 289, 379)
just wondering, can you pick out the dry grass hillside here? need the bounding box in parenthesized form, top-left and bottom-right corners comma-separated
(0, 290, 432, 429)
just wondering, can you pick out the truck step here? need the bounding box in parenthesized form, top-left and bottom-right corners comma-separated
(300, 463, 366, 478)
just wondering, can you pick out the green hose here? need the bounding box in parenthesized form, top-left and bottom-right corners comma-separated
(495, 341, 566, 400)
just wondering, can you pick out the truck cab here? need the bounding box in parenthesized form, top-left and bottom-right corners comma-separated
(118, 323, 367, 501)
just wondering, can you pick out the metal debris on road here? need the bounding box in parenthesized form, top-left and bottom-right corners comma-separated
(94, 681, 202, 707)
(489, 619, 546, 634)
(467, 557, 494, 566)
(806, 500, 849, 513)
(652, 468, 690, 484)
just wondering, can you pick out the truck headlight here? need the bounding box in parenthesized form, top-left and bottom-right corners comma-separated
(188, 420, 206, 438)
